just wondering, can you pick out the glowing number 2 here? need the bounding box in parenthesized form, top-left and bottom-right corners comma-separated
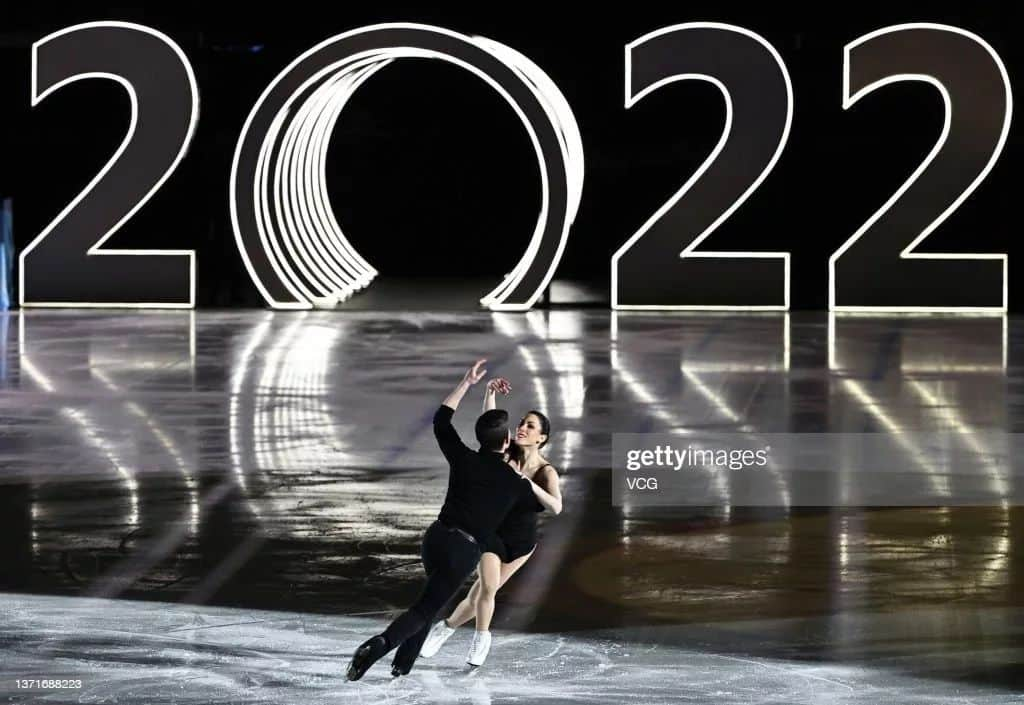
(831, 23, 1011, 312)
(613, 23, 793, 310)
(21, 21, 198, 308)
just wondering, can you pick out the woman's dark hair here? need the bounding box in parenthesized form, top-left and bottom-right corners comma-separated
(524, 410, 551, 448)
(507, 410, 552, 466)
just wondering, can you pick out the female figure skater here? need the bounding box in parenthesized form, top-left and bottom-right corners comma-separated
(419, 376, 563, 666)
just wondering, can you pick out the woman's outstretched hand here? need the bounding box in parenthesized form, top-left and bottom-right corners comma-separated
(486, 377, 511, 395)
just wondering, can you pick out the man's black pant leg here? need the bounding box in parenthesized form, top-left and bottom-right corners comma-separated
(382, 522, 480, 654)
(392, 587, 463, 669)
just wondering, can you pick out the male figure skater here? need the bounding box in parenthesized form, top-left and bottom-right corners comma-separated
(346, 359, 539, 680)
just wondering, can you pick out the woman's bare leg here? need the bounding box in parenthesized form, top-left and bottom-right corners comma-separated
(450, 547, 538, 630)
(467, 547, 536, 625)
(497, 548, 535, 589)
(446, 576, 481, 628)
(448, 546, 517, 629)
(474, 552, 503, 631)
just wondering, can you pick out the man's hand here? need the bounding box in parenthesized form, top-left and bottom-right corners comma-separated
(463, 359, 488, 386)
(445, 359, 489, 411)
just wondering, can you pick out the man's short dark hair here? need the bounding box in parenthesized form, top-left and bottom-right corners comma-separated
(475, 409, 510, 451)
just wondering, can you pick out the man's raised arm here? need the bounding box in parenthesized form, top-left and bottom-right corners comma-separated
(434, 359, 489, 460)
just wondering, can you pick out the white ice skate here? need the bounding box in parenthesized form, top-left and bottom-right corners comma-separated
(419, 620, 456, 658)
(467, 630, 492, 667)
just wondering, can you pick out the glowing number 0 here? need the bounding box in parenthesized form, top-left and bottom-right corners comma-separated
(230, 23, 584, 310)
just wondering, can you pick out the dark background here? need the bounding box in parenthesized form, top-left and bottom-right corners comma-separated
(0, 3, 1020, 308)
